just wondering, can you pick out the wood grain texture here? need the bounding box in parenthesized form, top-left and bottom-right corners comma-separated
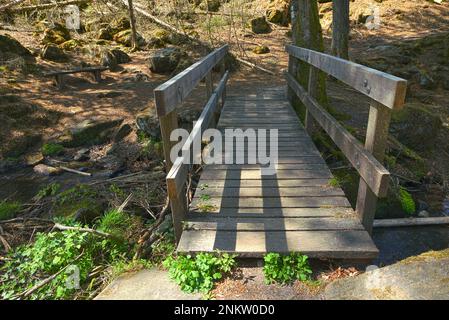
(154, 45, 228, 116)
(285, 44, 407, 109)
(177, 229, 379, 258)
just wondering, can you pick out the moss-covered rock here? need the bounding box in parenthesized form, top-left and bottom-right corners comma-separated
(59, 39, 83, 51)
(59, 118, 124, 148)
(41, 44, 68, 62)
(0, 34, 33, 58)
(100, 49, 131, 70)
(250, 17, 271, 34)
(266, 0, 290, 26)
(390, 103, 442, 151)
(200, 0, 221, 12)
(41, 23, 71, 45)
(97, 27, 114, 40)
(113, 29, 145, 47)
(252, 45, 270, 54)
(148, 47, 182, 74)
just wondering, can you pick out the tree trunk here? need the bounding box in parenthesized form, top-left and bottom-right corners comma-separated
(331, 0, 349, 59)
(127, 0, 138, 50)
(290, 0, 328, 109)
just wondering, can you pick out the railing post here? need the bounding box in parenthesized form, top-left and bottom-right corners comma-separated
(205, 71, 213, 99)
(356, 101, 391, 233)
(287, 55, 298, 105)
(305, 66, 319, 136)
(159, 110, 178, 171)
(167, 181, 187, 244)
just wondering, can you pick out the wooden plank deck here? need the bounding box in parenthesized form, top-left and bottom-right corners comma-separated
(177, 87, 379, 259)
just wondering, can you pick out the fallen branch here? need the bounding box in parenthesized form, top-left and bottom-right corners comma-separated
(133, 196, 170, 260)
(373, 216, 449, 228)
(53, 223, 113, 239)
(118, 0, 275, 75)
(9, 0, 91, 13)
(0, 0, 25, 12)
(236, 57, 275, 75)
(60, 166, 92, 177)
(18, 251, 84, 299)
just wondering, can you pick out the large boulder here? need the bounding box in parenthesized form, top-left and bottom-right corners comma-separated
(390, 103, 442, 151)
(200, 0, 221, 12)
(41, 44, 68, 62)
(266, 0, 290, 26)
(250, 17, 271, 34)
(100, 49, 131, 70)
(0, 34, 33, 59)
(324, 249, 449, 300)
(41, 23, 71, 45)
(58, 118, 124, 148)
(148, 47, 182, 74)
(113, 29, 145, 47)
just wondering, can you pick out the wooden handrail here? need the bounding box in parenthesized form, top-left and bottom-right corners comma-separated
(159, 63, 229, 241)
(285, 45, 407, 109)
(154, 45, 229, 117)
(155, 45, 228, 170)
(286, 44, 407, 234)
(285, 72, 389, 197)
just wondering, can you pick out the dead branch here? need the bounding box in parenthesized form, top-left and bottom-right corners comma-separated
(60, 166, 92, 177)
(52, 223, 113, 239)
(0, 0, 25, 12)
(118, 0, 275, 75)
(18, 251, 84, 299)
(9, 0, 91, 13)
(133, 196, 170, 260)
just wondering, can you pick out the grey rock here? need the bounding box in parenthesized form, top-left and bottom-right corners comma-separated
(250, 17, 271, 34)
(74, 148, 90, 161)
(148, 47, 182, 74)
(33, 164, 62, 176)
(61, 118, 124, 148)
(418, 210, 430, 218)
(113, 123, 133, 142)
(135, 108, 161, 140)
(95, 269, 201, 300)
(325, 249, 449, 300)
(41, 44, 68, 62)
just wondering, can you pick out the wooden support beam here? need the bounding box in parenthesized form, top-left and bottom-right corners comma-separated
(305, 66, 319, 135)
(285, 71, 390, 197)
(159, 111, 179, 171)
(356, 101, 392, 233)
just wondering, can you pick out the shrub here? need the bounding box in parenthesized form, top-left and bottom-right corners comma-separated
(263, 252, 312, 284)
(41, 143, 64, 156)
(163, 252, 236, 293)
(0, 223, 127, 299)
(399, 187, 416, 215)
(0, 200, 21, 220)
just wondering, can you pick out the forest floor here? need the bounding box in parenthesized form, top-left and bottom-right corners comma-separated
(1, 0, 449, 300)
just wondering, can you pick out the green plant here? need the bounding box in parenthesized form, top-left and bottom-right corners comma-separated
(41, 143, 64, 156)
(163, 252, 236, 293)
(36, 183, 61, 199)
(0, 222, 127, 300)
(263, 252, 312, 284)
(199, 194, 211, 201)
(328, 177, 340, 188)
(0, 200, 21, 220)
(398, 187, 416, 215)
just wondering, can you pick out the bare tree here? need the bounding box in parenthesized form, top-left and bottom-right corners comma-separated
(331, 0, 349, 59)
(127, 0, 138, 50)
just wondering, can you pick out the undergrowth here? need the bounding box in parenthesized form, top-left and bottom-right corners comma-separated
(0, 200, 21, 221)
(263, 252, 312, 284)
(163, 252, 236, 293)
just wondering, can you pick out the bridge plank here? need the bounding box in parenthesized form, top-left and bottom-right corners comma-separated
(177, 230, 379, 258)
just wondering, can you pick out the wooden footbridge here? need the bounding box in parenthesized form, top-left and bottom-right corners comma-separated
(154, 45, 407, 260)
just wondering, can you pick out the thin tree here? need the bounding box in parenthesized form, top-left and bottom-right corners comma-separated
(331, 0, 349, 59)
(127, 0, 138, 50)
(289, 0, 328, 108)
